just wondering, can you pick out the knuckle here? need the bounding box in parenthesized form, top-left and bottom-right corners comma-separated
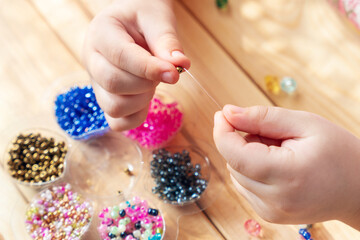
(102, 71, 121, 93)
(102, 99, 125, 118)
(254, 105, 271, 124)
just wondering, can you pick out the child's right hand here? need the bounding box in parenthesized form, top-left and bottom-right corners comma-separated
(83, 0, 190, 131)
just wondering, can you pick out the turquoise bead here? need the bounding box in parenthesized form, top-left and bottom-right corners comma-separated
(280, 77, 297, 94)
(216, 0, 228, 8)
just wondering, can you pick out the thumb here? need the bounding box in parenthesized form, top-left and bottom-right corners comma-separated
(137, 4, 191, 73)
(223, 105, 313, 139)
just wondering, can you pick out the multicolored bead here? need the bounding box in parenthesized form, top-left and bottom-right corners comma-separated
(98, 197, 164, 240)
(25, 183, 93, 239)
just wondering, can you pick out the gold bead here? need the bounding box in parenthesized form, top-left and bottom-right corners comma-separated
(32, 164, 39, 171)
(176, 66, 184, 73)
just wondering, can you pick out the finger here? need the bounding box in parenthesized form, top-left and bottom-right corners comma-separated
(138, 2, 191, 69)
(223, 105, 313, 139)
(92, 81, 155, 118)
(213, 111, 293, 181)
(88, 52, 159, 95)
(105, 105, 150, 131)
(91, 16, 179, 83)
(227, 164, 270, 196)
(244, 134, 282, 147)
(229, 174, 266, 212)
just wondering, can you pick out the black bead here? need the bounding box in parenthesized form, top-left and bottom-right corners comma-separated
(120, 232, 127, 238)
(135, 221, 141, 229)
(151, 208, 159, 216)
(108, 232, 116, 238)
(119, 209, 126, 217)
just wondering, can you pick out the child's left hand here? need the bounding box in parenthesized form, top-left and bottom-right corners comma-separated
(213, 105, 360, 229)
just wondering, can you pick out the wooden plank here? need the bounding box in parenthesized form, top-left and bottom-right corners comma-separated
(180, 0, 360, 238)
(181, 0, 360, 136)
(3, 0, 224, 239)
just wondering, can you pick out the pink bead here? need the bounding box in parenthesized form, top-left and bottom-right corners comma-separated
(244, 219, 261, 237)
(130, 216, 138, 222)
(140, 200, 148, 208)
(123, 97, 183, 149)
(132, 196, 141, 205)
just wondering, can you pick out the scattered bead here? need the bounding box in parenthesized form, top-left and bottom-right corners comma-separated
(216, 0, 228, 9)
(280, 76, 297, 94)
(150, 149, 208, 204)
(124, 167, 134, 176)
(98, 197, 164, 240)
(123, 97, 183, 149)
(299, 228, 313, 240)
(25, 183, 93, 239)
(264, 75, 280, 94)
(244, 219, 261, 237)
(55, 85, 109, 140)
(7, 132, 67, 185)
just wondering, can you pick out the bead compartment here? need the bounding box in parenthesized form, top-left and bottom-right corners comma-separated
(23, 183, 93, 240)
(3, 128, 69, 188)
(68, 131, 143, 200)
(124, 90, 183, 149)
(54, 85, 110, 140)
(97, 196, 165, 240)
(149, 146, 210, 206)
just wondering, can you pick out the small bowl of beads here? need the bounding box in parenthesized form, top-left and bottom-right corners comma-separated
(97, 196, 165, 240)
(123, 90, 183, 149)
(150, 146, 210, 205)
(4, 128, 69, 188)
(54, 84, 110, 140)
(24, 183, 93, 239)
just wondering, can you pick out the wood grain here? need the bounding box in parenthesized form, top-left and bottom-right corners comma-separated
(1, 0, 360, 239)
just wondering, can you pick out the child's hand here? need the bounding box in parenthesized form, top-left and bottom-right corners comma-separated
(213, 105, 360, 229)
(83, 0, 190, 130)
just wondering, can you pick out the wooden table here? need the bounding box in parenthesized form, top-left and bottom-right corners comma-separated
(1, 0, 360, 239)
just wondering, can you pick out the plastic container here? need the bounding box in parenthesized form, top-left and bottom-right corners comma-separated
(3, 127, 69, 188)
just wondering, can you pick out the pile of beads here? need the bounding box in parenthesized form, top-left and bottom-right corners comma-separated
(7, 132, 67, 184)
(150, 149, 208, 204)
(55, 85, 109, 140)
(25, 183, 93, 239)
(244, 219, 261, 237)
(123, 97, 183, 149)
(97, 196, 164, 240)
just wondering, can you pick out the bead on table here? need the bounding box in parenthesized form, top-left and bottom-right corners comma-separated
(244, 219, 261, 237)
(264, 75, 280, 94)
(280, 76, 297, 94)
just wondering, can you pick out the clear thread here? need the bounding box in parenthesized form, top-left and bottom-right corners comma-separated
(183, 69, 223, 110)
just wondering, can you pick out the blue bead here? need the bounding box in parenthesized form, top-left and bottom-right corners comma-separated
(280, 77, 297, 94)
(299, 228, 311, 239)
(54, 85, 109, 140)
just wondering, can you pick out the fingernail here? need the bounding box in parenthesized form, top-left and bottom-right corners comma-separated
(225, 104, 245, 115)
(162, 72, 174, 83)
(171, 50, 185, 58)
